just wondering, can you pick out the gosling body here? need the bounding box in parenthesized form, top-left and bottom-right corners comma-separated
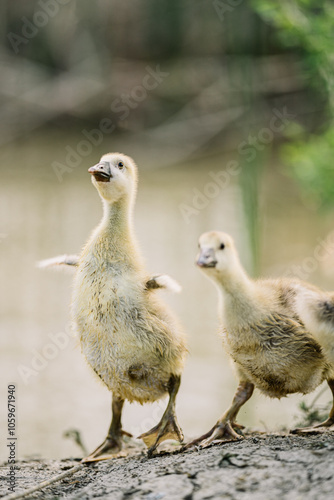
(42, 152, 187, 460)
(220, 276, 329, 399)
(188, 231, 333, 448)
(73, 213, 185, 405)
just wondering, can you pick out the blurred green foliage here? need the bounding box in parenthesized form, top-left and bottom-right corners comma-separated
(282, 127, 334, 209)
(253, 0, 334, 208)
(295, 385, 331, 427)
(297, 400, 330, 427)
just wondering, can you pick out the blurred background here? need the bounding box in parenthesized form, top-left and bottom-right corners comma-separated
(1, 0, 334, 460)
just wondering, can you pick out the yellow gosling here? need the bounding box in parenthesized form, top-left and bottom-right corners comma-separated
(187, 231, 333, 448)
(45, 153, 187, 461)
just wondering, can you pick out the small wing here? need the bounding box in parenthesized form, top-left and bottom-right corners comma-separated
(237, 312, 326, 397)
(259, 313, 323, 359)
(145, 275, 182, 293)
(37, 254, 79, 272)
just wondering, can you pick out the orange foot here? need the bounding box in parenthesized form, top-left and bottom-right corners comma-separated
(291, 417, 334, 435)
(138, 413, 183, 456)
(81, 430, 132, 463)
(185, 420, 244, 450)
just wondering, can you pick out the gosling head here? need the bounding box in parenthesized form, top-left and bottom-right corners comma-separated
(88, 152, 138, 204)
(196, 231, 241, 281)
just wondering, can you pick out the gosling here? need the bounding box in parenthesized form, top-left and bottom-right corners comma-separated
(42, 153, 187, 461)
(188, 231, 333, 448)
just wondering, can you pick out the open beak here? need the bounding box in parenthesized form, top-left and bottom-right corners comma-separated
(196, 248, 217, 268)
(88, 163, 112, 182)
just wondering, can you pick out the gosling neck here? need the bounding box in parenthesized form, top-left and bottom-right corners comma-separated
(214, 266, 257, 324)
(100, 196, 134, 241)
(92, 194, 142, 268)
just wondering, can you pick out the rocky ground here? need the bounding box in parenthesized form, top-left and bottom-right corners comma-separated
(1, 433, 334, 500)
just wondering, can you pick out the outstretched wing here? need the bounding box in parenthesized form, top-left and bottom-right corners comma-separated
(37, 254, 79, 272)
(145, 275, 182, 293)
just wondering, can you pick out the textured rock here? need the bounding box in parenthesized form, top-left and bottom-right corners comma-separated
(1, 433, 334, 499)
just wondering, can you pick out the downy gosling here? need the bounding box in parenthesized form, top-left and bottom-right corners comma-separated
(40, 153, 187, 461)
(188, 231, 333, 448)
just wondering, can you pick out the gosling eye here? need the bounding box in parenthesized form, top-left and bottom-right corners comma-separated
(117, 161, 124, 170)
(219, 243, 225, 250)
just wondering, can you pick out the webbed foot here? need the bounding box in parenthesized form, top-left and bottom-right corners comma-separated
(81, 430, 132, 463)
(138, 374, 184, 456)
(291, 417, 334, 435)
(138, 412, 184, 456)
(184, 381, 254, 450)
(184, 420, 243, 450)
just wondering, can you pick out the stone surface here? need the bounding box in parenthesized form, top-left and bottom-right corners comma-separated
(1, 433, 334, 499)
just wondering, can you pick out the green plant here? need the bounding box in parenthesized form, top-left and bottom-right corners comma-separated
(253, 0, 334, 208)
(295, 386, 331, 427)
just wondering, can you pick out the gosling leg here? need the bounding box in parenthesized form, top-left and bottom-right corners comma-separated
(292, 379, 334, 434)
(138, 374, 184, 456)
(185, 381, 254, 449)
(82, 395, 131, 463)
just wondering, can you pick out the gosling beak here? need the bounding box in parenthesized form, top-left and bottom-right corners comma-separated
(196, 248, 217, 268)
(88, 163, 112, 182)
